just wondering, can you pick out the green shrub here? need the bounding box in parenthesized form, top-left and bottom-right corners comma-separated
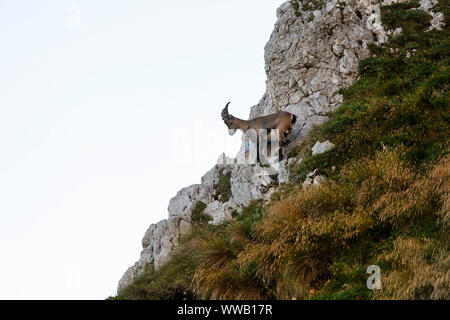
(382, 4, 431, 33)
(191, 201, 210, 225)
(214, 171, 232, 203)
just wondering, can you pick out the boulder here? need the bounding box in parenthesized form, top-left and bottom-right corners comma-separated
(312, 140, 335, 156)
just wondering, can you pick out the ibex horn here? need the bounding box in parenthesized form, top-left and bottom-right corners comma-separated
(221, 102, 231, 121)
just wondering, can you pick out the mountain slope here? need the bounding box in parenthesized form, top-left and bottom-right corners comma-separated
(113, 0, 449, 300)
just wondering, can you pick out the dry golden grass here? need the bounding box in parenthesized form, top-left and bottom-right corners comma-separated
(430, 156, 450, 230)
(372, 156, 450, 299)
(116, 148, 449, 300)
(190, 149, 450, 300)
(375, 237, 450, 299)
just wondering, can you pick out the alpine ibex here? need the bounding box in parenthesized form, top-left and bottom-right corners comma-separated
(221, 102, 297, 163)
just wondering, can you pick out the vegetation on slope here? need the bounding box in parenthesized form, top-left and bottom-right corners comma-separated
(213, 170, 232, 203)
(114, 1, 449, 300)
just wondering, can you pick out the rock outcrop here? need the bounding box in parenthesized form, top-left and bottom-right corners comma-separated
(302, 169, 328, 190)
(117, 0, 445, 293)
(117, 162, 275, 292)
(420, 0, 446, 31)
(312, 140, 336, 156)
(249, 0, 375, 146)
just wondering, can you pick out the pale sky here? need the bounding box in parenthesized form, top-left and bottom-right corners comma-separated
(0, 0, 284, 299)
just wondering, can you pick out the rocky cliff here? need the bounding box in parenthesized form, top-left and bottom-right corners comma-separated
(117, 0, 446, 293)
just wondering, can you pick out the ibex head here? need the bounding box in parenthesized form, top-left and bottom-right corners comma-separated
(221, 102, 240, 136)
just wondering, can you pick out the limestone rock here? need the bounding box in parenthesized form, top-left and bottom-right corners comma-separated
(393, 27, 403, 37)
(199, 165, 221, 203)
(168, 185, 201, 218)
(287, 157, 297, 166)
(204, 200, 234, 225)
(302, 170, 328, 189)
(429, 12, 445, 31)
(278, 159, 290, 184)
(217, 153, 235, 166)
(419, 0, 446, 31)
(249, 0, 375, 146)
(312, 140, 335, 156)
(420, 0, 438, 11)
(117, 215, 190, 292)
(230, 164, 273, 207)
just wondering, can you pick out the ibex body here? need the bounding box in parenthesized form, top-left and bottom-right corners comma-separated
(221, 102, 297, 163)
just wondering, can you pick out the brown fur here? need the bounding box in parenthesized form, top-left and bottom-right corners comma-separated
(221, 102, 297, 160)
